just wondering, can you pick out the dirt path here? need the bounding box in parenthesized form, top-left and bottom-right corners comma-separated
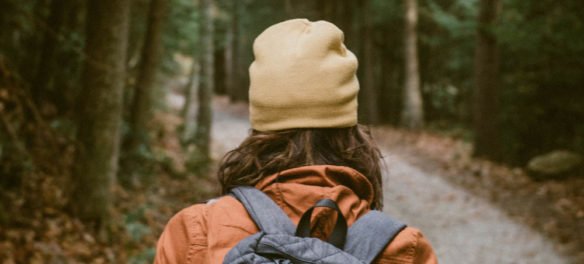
(197, 96, 570, 264)
(382, 152, 567, 263)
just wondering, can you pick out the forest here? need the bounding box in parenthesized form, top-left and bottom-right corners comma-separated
(0, 0, 583, 262)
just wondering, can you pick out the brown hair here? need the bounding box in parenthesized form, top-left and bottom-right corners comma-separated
(217, 125, 384, 210)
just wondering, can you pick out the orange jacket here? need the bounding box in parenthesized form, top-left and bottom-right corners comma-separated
(155, 165, 438, 264)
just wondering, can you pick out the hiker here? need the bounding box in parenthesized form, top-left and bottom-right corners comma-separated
(155, 19, 437, 263)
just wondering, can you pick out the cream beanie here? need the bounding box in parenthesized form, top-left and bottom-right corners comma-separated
(249, 19, 359, 131)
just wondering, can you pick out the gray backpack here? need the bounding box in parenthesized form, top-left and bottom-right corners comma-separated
(223, 186, 406, 264)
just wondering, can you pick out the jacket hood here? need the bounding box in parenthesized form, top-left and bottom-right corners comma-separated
(253, 165, 375, 227)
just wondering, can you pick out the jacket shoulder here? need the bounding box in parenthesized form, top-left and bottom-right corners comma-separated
(160, 195, 246, 242)
(154, 203, 209, 264)
(376, 227, 438, 264)
(154, 195, 259, 264)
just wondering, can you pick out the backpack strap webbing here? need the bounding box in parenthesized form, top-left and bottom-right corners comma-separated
(344, 210, 407, 264)
(230, 186, 296, 235)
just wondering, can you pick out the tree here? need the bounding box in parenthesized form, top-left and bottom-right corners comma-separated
(189, 0, 214, 167)
(32, 0, 68, 107)
(401, 0, 424, 129)
(360, 0, 380, 124)
(70, 0, 130, 232)
(473, 0, 500, 159)
(182, 58, 200, 142)
(31, 0, 85, 113)
(223, 0, 236, 100)
(125, 0, 168, 153)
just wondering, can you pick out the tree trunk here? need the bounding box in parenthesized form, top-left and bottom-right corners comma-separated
(33, 0, 66, 106)
(473, 0, 501, 159)
(214, 48, 226, 94)
(285, 0, 293, 16)
(231, 0, 247, 102)
(71, 0, 130, 231)
(401, 0, 424, 129)
(182, 59, 199, 142)
(33, 0, 83, 113)
(318, 0, 335, 20)
(191, 0, 214, 167)
(125, 0, 168, 155)
(224, 6, 234, 100)
(360, 0, 379, 124)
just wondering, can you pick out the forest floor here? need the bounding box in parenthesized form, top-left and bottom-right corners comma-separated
(1, 87, 582, 263)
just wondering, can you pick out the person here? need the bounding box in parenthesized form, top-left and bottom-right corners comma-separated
(154, 18, 438, 264)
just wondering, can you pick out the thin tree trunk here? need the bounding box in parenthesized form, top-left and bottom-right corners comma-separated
(360, 0, 379, 124)
(71, 0, 130, 232)
(401, 0, 424, 129)
(126, 0, 168, 155)
(33, 0, 65, 106)
(233, 0, 248, 101)
(285, 0, 293, 16)
(224, 7, 234, 100)
(191, 0, 214, 166)
(182, 59, 200, 142)
(473, 0, 501, 159)
(336, 0, 354, 49)
(214, 48, 226, 94)
(318, 0, 335, 20)
(33, 0, 83, 112)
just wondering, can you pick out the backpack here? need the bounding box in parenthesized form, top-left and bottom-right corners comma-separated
(223, 186, 406, 264)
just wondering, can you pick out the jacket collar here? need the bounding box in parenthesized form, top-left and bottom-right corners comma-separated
(254, 165, 375, 205)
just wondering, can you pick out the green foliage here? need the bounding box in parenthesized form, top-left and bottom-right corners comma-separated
(416, 0, 477, 123)
(128, 247, 156, 264)
(124, 206, 152, 242)
(496, 0, 584, 163)
(124, 206, 156, 263)
(161, 0, 201, 74)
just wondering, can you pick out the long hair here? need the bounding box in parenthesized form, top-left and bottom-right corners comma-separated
(217, 125, 384, 210)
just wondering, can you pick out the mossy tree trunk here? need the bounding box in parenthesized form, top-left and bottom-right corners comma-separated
(127, 0, 168, 146)
(71, 0, 130, 233)
(122, 0, 168, 185)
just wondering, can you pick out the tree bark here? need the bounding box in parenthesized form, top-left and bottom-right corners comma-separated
(401, 0, 424, 129)
(182, 59, 199, 142)
(318, 0, 335, 20)
(231, 0, 246, 101)
(33, 0, 84, 113)
(224, 5, 235, 100)
(473, 0, 501, 159)
(360, 0, 380, 124)
(71, 0, 130, 231)
(126, 0, 168, 155)
(191, 0, 214, 166)
(214, 48, 226, 94)
(33, 0, 66, 106)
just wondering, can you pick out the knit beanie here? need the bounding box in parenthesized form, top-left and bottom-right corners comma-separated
(249, 19, 359, 131)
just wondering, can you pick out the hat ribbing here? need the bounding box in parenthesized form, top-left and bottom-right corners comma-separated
(249, 19, 359, 131)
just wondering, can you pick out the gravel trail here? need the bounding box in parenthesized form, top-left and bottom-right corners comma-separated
(382, 152, 568, 263)
(198, 97, 569, 264)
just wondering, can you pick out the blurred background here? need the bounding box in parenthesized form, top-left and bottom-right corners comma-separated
(0, 0, 582, 263)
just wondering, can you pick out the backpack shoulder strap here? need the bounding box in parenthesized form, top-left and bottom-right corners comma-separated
(230, 186, 296, 235)
(344, 210, 407, 264)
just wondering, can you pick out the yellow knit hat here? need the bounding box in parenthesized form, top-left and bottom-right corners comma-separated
(249, 19, 359, 131)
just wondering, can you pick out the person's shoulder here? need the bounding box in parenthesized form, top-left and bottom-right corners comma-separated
(167, 195, 248, 228)
(378, 227, 438, 264)
(168, 195, 239, 224)
(162, 203, 209, 240)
